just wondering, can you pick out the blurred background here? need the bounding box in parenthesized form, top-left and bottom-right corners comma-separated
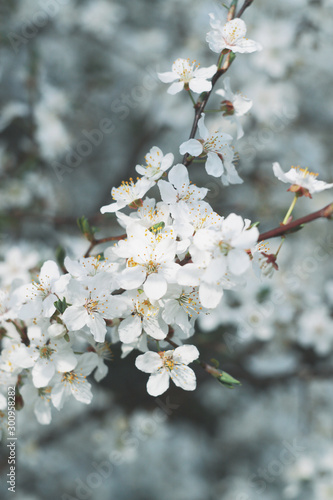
(1, 0, 333, 498)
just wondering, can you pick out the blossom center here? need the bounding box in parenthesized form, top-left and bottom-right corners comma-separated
(61, 371, 79, 384)
(85, 298, 99, 314)
(219, 240, 232, 255)
(292, 166, 318, 178)
(159, 351, 175, 371)
(39, 346, 55, 359)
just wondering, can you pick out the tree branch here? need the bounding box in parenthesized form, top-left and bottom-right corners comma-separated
(258, 202, 333, 242)
(84, 234, 126, 258)
(236, 0, 254, 18)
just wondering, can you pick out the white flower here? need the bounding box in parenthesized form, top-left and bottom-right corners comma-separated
(100, 177, 154, 214)
(207, 16, 262, 54)
(161, 285, 203, 336)
(0, 289, 16, 323)
(177, 214, 259, 308)
(64, 255, 120, 288)
(14, 324, 77, 388)
(215, 77, 252, 139)
(179, 114, 242, 185)
(51, 352, 98, 410)
(252, 241, 278, 279)
(118, 291, 168, 344)
(273, 163, 333, 197)
(62, 282, 129, 342)
(158, 58, 217, 94)
(0, 246, 38, 287)
(20, 379, 53, 425)
(158, 163, 208, 205)
(86, 340, 113, 382)
(297, 308, 333, 356)
(135, 345, 199, 396)
(114, 223, 179, 301)
(135, 146, 174, 181)
(170, 201, 223, 247)
(116, 197, 170, 230)
(16, 260, 69, 320)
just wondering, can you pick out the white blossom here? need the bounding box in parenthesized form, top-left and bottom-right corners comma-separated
(135, 146, 174, 181)
(135, 345, 199, 396)
(179, 114, 242, 185)
(273, 163, 333, 196)
(158, 58, 216, 94)
(51, 352, 98, 410)
(207, 16, 262, 54)
(215, 77, 252, 139)
(100, 177, 154, 214)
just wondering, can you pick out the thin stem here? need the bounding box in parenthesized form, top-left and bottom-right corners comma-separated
(275, 195, 299, 257)
(217, 52, 225, 70)
(282, 195, 298, 225)
(186, 88, 197, 107)
(258, 202, 333, 242)
(275, 237, 285, 258)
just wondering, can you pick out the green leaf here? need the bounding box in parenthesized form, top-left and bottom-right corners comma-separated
(54, 297, 70, 314)
(77, 216, 96, 242)
(249, 221, 260, 228)
(55, 245, 66, 269)
(216, 370, 241, 389)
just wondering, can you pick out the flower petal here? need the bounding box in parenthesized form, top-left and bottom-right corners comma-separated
(135, 351, 162, 373)
(170, 365, 196, 391)
(179, 139, 203, 157)
(147, 371, 170, 396)
(205, 152, 224, 177)
(189, 78, 212, 94)
(227, 249, 250, 275)
(167, 81, 185, 95)
(143, 273, 168, 300)
(119, 315, 142, 344)
(173, 344, 199, 364)
(157, 71, 178, 83)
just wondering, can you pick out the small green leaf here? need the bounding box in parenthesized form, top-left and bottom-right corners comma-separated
(55, 245, 66, 269)
(54, 297, 70, 314)
(216, 370, 241, 389)
(77, 216, 96, 242)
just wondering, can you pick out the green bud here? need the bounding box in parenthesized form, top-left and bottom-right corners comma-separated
(216, 370, 241, 389)
(77, 216, 96, 242)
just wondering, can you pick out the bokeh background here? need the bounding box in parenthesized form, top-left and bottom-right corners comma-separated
(1, 0, 333, 498)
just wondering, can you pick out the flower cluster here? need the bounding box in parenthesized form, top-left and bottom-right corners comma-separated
(1, 8, 332, 427)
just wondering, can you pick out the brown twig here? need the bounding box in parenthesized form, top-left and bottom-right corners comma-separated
(236, 0, 254, 18)
(84, 234, 126, 258)
(258, 202, 333, 242)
